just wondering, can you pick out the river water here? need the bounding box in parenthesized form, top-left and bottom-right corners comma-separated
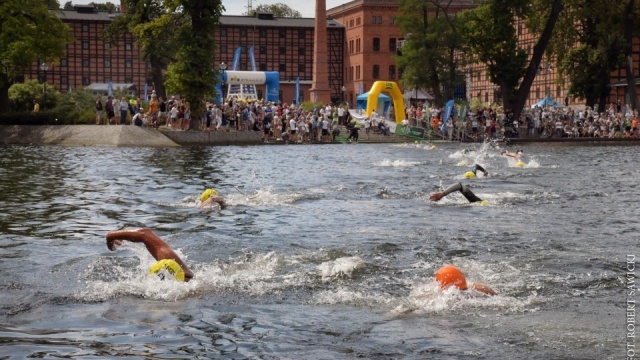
(0, 142, 634, 359)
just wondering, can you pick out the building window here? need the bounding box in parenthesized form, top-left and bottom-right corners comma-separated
(298, 64, 305, 72)
(104, 43, 111, 50)
(104, 77, 110, 83)
(356, 17, 361, 25)
(373, 38, 380, 51)
(372, 16, 377, 24)
(82, 23, 88, 32)
(389, 65, 396, 79)
(220, 28, 227, 36)
(350, 66, 354, 81)
(518, 22, 523, 36)
(221, 45, 227, 53)
(259, 63, 267, 71)
(350, 19, 354, 27)
(125, 43, 132, 50)
(390, 16, 395, 25)
(61, 77, 67, 84)
(260, 29, 267, 38)
(60, 58, 67, 67)
(279, 46, 286, 55)
(279, 64, 286, 72)
(349, 40, 354, 54)
(260, 45, 267, 54)
(82, 41, 90, 49)
(356, 39, 361, 52)
(82, 59, 89, 67)
(389, 38, 397, 52)
(298, 46, 305, 56)
(104, 60, 111, 68)
(373, 65, 379, 79)
(83, 77, 90, 85)
(125, 60, 132, 68)
(377, 16, 382, 24)
(279, 29, 286, 38)
(240, 28, 247, 36)
(240, 63, 247, 70)
(125, 77, 133, 83)
(298, 29, 305, 38)
(356, 65, 361, 80)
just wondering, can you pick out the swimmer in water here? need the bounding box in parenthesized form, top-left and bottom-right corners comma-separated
(501, 149, 523, 162)
(435, 264, 496, 296)
(429, 182, 484, 203)
(106, 227, 194, 282)
(464, 164, 488, 178)
(198, 188, 226, 209)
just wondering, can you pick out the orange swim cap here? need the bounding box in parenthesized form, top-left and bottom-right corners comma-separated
(435, 264, 468, 290)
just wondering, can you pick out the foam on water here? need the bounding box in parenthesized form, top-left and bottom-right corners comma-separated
(374, 159, 425, 167)
(317, 256, 367, 282)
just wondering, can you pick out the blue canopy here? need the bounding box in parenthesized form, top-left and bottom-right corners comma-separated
(532, 94, 564, 108)
(356, 91, 391, 114)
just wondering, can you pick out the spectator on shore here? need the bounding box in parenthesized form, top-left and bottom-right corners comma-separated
(95, 96, 102, 124)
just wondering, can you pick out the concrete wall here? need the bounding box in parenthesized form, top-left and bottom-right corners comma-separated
(160, 129, 263, 146)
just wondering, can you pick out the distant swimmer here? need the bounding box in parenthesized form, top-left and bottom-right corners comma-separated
(198, 188, 226, 209)
(464, 164, 488, 179)
(429, 182, 486, 204)
(501, 149, 525, 167)
(106, 228, 194, 282)
(435, 264, 496, 296)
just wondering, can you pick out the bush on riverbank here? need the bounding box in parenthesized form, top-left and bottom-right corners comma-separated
(2, 86, 95, 125)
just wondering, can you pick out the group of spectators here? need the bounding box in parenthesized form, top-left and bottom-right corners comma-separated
(95, 92, 191, 130)
(403, 99, 640, 141)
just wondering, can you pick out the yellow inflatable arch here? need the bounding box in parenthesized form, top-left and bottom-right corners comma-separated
(366, 81, 406, 124)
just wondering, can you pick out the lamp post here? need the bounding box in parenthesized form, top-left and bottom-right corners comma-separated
(40, 62, 49, 109)
(341, 85, 346, 104)
(219, 62, 227, 103)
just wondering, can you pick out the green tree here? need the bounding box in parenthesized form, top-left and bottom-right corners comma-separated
(549, 0, 631, 111)
(105, 0, 175, 99)
(0, 0, 71, 113)
(8, 79, 60, 111)
(396, 0, 467, 106)
(244, 3, 302, 18)
(163, 0, 224, 128)
(459, 0, 563, 121)
(90, 2, 118, 12)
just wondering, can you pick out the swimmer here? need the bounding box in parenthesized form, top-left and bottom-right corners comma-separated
(106, 227, 194, 282)
(435, 264, 496, 296)
(464, 164, 488, 178)
(429, 182, 484, 203)
(501, 149, 523, 162)
(198, 188, 226, 209)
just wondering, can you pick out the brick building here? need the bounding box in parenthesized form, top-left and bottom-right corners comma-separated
(24, 5, 147, 96)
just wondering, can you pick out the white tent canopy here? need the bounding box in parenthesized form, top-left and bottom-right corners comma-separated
(403, 88, 434, 102)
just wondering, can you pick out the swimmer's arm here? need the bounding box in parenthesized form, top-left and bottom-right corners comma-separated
(429, 183, 463, 202)
(106, 228, 193, 280)
(199, 196, 226, 209)
(470, 282, 497, 296)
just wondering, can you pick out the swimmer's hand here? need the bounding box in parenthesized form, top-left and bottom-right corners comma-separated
(471, 282, 497, 296)
(107, 238, 123, 251)
(429, 192, 445, 202)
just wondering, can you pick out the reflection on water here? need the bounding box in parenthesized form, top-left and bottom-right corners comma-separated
(0, 143, 633, 359)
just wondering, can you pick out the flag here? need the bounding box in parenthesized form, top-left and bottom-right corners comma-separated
(295, 76, 300, 105)
(232, 47, 242, 70)
(249, 46, 257, 71)
(440, 99, 454, 134)
(357, 82, 363, 95)
(314, 91, 318, 103)
(107, 81, 113, 97)
(144, 83, 148, 101)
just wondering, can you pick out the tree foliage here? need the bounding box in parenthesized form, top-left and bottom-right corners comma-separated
(0, 0, 71, 113)
(395, 0, 467, 106)
(458, 0, 563, 121)
(8, 79, 60, 111)
(548, 0, 632, 111)
(244, 3, 302, 18)
(163, 0, 225, 126)
(105, 0, 176, 99)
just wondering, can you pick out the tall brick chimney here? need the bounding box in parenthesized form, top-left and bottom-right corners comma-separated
(309, 0, 332, 104)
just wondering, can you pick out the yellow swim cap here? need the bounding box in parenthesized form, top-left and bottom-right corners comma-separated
(464, 171, 476, 179)
(149, 259, 186, 282)
(480, 200, 488, 206)
(516, 161, 525, 168)
(200, 188, 218, 202)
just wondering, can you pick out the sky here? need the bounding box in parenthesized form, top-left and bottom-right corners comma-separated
(69, 0, 349, 18)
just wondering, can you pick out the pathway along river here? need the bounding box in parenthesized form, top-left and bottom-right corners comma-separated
(0, 142, 634, 359)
